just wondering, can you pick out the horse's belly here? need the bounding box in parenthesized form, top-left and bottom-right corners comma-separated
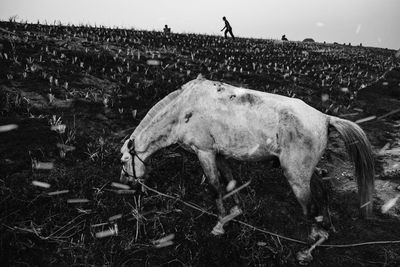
(177, 112, 280, 159)
(216, 141, 279, 161)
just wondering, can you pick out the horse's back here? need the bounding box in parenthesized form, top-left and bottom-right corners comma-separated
(181, 78, 328, 136)
(176, 79, 329, 160)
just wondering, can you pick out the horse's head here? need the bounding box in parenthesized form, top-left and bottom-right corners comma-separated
(120, 139, 146, 185)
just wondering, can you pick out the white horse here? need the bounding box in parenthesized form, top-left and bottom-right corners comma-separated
(120, 74, 374, 241)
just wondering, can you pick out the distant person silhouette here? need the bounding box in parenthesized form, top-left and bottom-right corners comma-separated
(281, 34, 288, 41)
(163, 25, 171, 34)
(221, 17, 235, 40)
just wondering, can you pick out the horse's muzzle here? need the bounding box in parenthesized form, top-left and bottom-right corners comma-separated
(120, 171, 134, 184)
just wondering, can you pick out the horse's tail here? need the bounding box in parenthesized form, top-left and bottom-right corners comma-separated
(328, 116, 375, 218)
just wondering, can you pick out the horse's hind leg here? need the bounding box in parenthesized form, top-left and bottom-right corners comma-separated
(197, 150, 226, 235)
(279, 148, 329, 240)
(280, 159, 312, 217)
(216, 155, 241, 208)
(310, 170, 332, 231)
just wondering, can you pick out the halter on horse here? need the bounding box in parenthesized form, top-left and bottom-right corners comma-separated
(120, 139, 145, 184)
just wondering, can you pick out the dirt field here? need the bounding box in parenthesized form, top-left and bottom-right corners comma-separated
(1, 21, 400, 266)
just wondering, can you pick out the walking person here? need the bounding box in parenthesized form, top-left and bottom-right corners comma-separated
(221, 16, 235, 40)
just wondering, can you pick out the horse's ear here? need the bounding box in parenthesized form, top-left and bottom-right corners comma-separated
(197, 73, 204, 80)
(121, 134, 130, 143)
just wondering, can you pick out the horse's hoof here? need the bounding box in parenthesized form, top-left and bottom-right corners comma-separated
(211, 228, 225, 235)
(296, 249, 313, 265)
(308, 225, 329, 243)
(211, 222, 225, 235)
(230, 205, 242, 216)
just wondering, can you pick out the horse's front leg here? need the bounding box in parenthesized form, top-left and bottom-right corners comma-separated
(280, 147, 331, 264)
(216, 155, 242, 213)
(197, 150, 227, 235)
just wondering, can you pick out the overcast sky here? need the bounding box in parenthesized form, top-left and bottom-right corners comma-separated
(1, 0, 399, 49)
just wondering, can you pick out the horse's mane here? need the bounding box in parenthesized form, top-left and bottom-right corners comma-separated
(130, 89, 182, 139)
(130, 74, 204, 140)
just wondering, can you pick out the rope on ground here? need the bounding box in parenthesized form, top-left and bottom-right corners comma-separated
(137, 181, 400, 248)
(320, 240, 400, 248)
(138, 180, 306, 244)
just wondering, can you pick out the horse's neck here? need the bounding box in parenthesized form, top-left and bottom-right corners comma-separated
(135, 111, 178, 160)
